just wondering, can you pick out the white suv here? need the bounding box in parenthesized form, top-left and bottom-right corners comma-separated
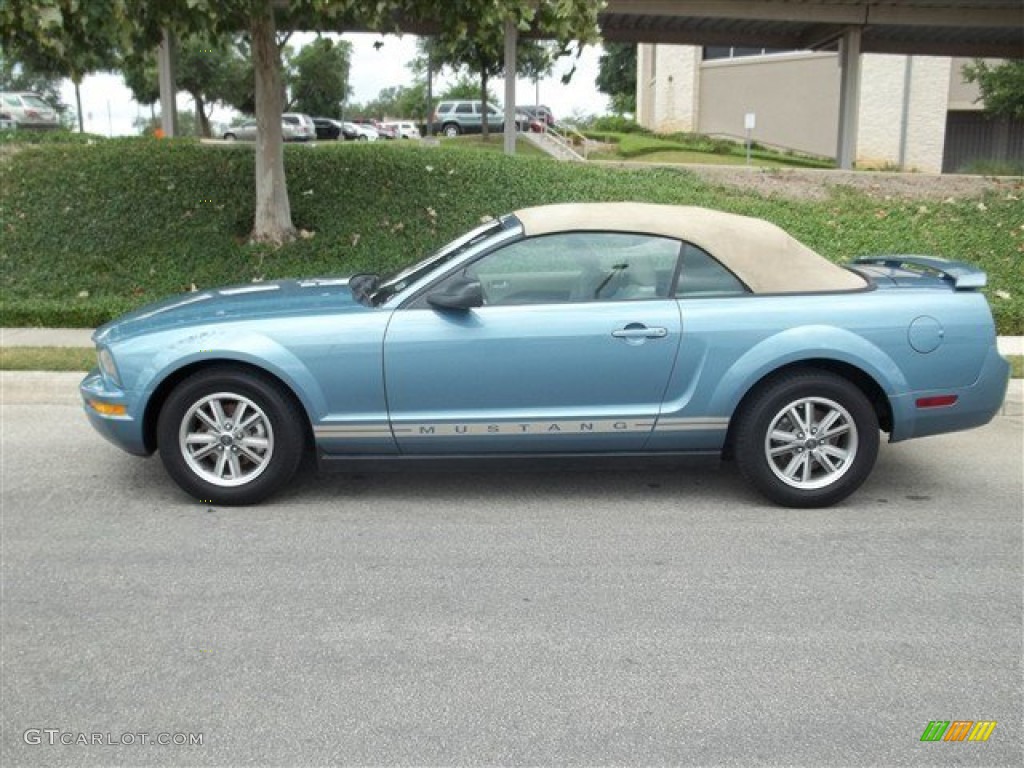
(0, 92, 60, 129)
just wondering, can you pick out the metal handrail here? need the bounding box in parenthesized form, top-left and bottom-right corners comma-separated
(538, 123, 587, 161)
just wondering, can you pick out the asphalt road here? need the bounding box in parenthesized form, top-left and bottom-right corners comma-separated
(2, 375, 1021, 767)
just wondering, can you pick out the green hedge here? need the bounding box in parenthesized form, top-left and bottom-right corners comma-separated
(1, 138, 1021, 333)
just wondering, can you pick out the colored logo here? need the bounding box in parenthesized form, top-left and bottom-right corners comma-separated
(920, 721, 997, 742)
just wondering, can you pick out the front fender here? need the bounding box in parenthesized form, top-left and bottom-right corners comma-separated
(707, 325, 907, 416)
(136, 329, 327, 420)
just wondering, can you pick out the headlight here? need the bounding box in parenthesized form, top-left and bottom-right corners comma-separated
(97, 347, 122, 387)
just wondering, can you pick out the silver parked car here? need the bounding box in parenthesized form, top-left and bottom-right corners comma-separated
(342, 122, 379, 141)
(223, 119, 307, 142)
(282, 112, 315, 141)
(0, 91, 60, 130)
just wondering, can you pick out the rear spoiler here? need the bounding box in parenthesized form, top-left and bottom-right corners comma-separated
(852, 255, 986, 290)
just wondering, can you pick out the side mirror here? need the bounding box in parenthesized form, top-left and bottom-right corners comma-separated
(427, 278, 484, 310)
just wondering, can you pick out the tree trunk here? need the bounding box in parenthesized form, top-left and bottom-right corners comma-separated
(480, 70, 489, 141)
(74, 79, 84, 133)
(250, 1, 295, 245)
(194, 93, 211, 138)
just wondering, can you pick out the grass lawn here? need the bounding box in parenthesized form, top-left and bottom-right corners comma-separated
(0, 346, 96, 371)
(1, 138, 1020, 333)
(439, 135, 549, 157)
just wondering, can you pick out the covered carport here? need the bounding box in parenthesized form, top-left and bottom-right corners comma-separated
(598, 0, 1023, 168)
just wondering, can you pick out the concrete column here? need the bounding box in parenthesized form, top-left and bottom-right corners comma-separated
(503, 19, 517, 156)
(157, 28, 178, 137)
(836, 27, 862, 169)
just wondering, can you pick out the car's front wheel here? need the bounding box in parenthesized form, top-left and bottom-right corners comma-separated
(157, 367, 306, 505)
(223, 133, 236, 141)
(443, 123, 460, 137)
(733, 370, 879, 508)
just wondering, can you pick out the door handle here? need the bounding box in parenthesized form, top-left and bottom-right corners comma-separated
(612, 325, 668, 339)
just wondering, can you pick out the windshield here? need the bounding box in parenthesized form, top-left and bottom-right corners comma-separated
(370, 218, 511, 305)
(23, 95, 52, 109)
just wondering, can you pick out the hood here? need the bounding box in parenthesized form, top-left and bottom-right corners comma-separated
(94, 278, 367, 345)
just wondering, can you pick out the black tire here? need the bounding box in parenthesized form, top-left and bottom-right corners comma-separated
(157, 367, 306, 505)
(223, 133, 236, 141)
(442, 123, 460, 137)
(733, 370, 879, 508)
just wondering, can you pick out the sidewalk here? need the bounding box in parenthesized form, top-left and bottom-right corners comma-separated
(3, 327, 1023, 355)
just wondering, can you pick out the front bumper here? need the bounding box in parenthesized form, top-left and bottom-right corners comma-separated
(890, 344, 1011, 442)
(80, 369, 151, 456)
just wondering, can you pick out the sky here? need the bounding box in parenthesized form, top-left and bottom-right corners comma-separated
(60, 33, 609, 137)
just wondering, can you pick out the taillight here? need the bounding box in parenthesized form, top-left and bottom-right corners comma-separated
(916, 395, 958, 409)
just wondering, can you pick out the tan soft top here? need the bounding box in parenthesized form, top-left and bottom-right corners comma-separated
(513, 202, 866, 294)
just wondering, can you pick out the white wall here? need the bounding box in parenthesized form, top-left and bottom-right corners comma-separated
(856, 55, 950, 171)
(636, 44, 956, 172)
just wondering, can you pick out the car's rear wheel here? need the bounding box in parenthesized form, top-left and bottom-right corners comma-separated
(223, 133, 236, 141)
(443, 123, 460, 137)
(157, 368, 306, 505)
(733, 370, 879, 508)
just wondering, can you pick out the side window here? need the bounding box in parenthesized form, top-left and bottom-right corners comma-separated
(455, 103, 474, 115)
(675, 243, 749, 297)
(459, 232, 681, 306)
(437, 103, 452, 114)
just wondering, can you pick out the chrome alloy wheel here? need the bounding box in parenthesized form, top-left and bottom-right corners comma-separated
(178, 392, 274, 487)
(764, 396, 859, 490)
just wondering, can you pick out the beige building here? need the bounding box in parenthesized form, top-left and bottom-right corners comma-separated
(636, 45, 1013, 173)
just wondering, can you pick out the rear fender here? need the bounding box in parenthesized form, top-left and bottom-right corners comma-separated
(708, 325, 907, 415)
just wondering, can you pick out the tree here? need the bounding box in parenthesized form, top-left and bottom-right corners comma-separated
(440, 76, 482, 101)
(357, 82, 428, 121)
(419, 35, 556, 140)
(412, 2, 599, 139)
(0, 53, 68, 112)
(2, 0, 599, 243)
(963, 59, 1024, 120)
(0, 2, 120, 132)
(122, 33, 251, 137)
(596, 43, 636, 115)
(287, 37, 351, 118)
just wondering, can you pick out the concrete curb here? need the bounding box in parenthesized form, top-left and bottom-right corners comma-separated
(2, 327, 95, 347)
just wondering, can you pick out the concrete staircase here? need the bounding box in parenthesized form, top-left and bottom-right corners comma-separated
(521, 125, 588, 162)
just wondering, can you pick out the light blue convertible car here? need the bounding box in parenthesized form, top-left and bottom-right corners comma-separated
(81, 203, 1009, 507)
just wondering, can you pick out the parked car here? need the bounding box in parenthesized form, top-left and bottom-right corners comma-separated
(312, 117, 343, 140)
(375, 121, 398, 139)
(0, 91, 60, 130)
(282, 112, 315, 141)
(222, 119, 307, 142)
(517, 105, 555, 127)
(431, 100, 504, 137)
(383, 121, 421, 139)
(80, 203, 1009, 508)
(342, 122, 378, 141)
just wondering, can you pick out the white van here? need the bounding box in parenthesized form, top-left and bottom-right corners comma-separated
(383, 121, 421, 139)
